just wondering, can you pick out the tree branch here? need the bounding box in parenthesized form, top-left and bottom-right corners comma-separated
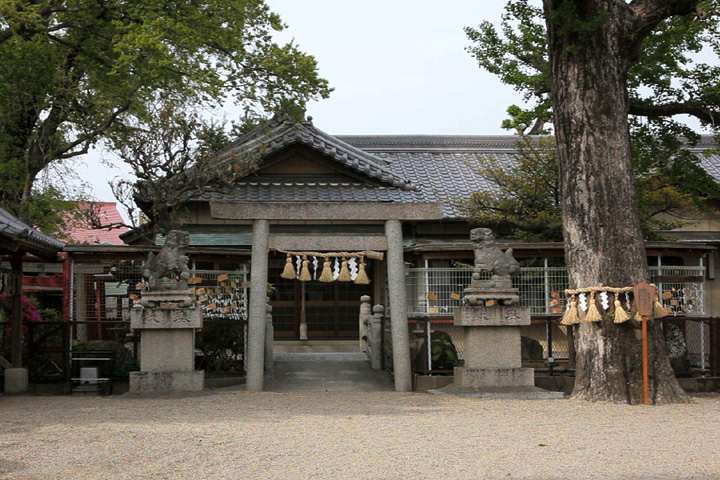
(50, 99, 134, 160)
(629, 101, 720, 125)
(628, 0, 699, 37)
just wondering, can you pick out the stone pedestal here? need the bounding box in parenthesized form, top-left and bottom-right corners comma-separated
(435, 305, 562, 399)
(455, 305, 533, 387)
(129, 300, 204, 393)
(4, 368, 29, 394)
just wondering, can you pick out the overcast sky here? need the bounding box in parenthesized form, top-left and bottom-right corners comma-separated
(73, 1, 524, 206)
(263, 0, 520, 134)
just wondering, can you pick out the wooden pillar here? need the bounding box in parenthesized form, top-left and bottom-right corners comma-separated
(247, 219, 269, 391)
(10, 252, 23, 368)
(385, 219, 412, 392)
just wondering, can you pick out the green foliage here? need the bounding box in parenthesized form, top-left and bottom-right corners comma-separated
(431, 333, 459, 370)
(466, 0, 720, 138)
(465, 0, 720, 238)
(462, 136, 714, 241)
(461, 136, 562, 241)
(465, 0, 549, 135)
(0, 0, 331, 227)
(195, 322, 244, 374)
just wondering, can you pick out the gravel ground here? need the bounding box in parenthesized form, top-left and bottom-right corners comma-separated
(1, 390, 719, 480)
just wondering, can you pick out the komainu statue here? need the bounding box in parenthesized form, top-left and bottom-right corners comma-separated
(142, 230, 191, 292)
(464, 228, 520, 305)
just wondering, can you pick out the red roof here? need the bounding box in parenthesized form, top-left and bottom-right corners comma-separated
(67, 202, 129, 245)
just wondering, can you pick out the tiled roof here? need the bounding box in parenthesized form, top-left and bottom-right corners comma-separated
(0, 206, 65, 258)
(67, 202, 129, 245)
(201, 181, 424, 202)
(700, 156, 720, 181)
(199, 131, 720, 221)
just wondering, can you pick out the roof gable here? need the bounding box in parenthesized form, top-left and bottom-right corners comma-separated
(214, 117, 417, 190)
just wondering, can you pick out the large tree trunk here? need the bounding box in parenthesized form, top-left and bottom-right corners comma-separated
(543, 0, 688, 403)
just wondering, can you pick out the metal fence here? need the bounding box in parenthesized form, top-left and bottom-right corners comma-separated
(3, 317, 248, 387)
(15, 320, 139, 384)
(662, 317, 720, 374)
(407, 316, 570, 374)
(404, 316, 719, 376)
(407, 265, 706, 318)
(68, 261, 250, 324)
(406, 267, 569, 317)
(65, 260, 250, 375)
(651, 266, 705, 316)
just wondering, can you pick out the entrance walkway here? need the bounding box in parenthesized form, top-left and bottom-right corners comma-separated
(266, 353, 393, 392)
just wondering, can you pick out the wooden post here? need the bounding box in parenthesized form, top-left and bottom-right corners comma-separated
(641, 315, 649, 405)
(10, 252, 23, 368)
(633, 281, 655, 405)
(299, 280, 308, 340)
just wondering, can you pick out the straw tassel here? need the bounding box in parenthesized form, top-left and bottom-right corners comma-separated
(653, 290, 671, 318)
(319, 259, 334, 282)
(585, 291, 602, 323)
(613, 294, 630, 324)
(561, 296, 580, 325)
(354, 259, 370, 284)
(338, 257, 351, 282)
(299, 256, 312, 282)
(280, 254, 296, 280)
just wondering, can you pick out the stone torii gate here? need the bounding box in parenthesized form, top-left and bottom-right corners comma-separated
(209, 201, 444, 392)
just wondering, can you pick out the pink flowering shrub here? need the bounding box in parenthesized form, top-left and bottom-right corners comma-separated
(0, 295, 44, 323)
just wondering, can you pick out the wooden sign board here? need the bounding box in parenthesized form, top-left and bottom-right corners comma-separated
(633, 281, 656, 317)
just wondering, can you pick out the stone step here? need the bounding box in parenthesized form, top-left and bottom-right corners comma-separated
(274, 340, 360, 353)
(72, 384, 103, 396)
(275, 340, 357, 346)
(273, 352, 368, 362)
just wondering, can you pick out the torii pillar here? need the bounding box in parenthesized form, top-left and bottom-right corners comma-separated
(246, 219, 269, 391)
(386, 219, 412, 391)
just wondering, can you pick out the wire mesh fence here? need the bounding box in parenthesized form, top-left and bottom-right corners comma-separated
(407, 265, 706, 318)
(650, 266, 705, 316)
(15, 318, 249, 385)
(196, 319, 248, 375)
(68, 261, 250, 325)
(406, 316, 570, 374)
(65, 260, 251, 376)
(407, 267, 569, 317)
(662, 317, 720, 374)
(19, 320, 140, 384)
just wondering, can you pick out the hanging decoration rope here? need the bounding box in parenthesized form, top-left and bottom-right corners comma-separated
(272, 249, 382, 285)
(560, 284, 670, 325)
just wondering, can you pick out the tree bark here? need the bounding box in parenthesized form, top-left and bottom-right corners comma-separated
(543, 0, 688, 403)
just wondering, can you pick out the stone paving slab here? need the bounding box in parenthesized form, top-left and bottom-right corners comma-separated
(267, 355, 393, 392)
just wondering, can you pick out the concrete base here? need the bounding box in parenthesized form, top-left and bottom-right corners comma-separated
(3, 368, 28, 394)
(464, 327, 522, 368)
(454, 366, 535, 388)
(678, 376, 720, 393)
(430, 384, 565, 399)
(532, 375, 720, 395)
(415, 375, 454, 393)
(535, 374, 576, 395)
(130, 370, 204, 393)
(140, 329, 195, 371)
